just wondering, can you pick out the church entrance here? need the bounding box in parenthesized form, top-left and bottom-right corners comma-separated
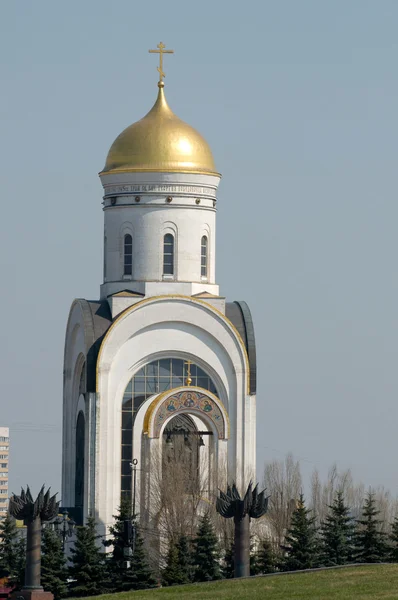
(139, 387, 229, 542)
(163, 413, 211, 494)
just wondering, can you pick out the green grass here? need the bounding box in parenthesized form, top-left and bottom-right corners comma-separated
(80, 565, 398, 600)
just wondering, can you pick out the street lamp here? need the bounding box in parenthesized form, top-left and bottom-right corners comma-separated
(53, 509, 76, 551)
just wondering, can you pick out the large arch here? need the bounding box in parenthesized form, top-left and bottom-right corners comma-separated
(144, 387, 230, 440)
(94, 296, 252, 532)
(135, 387, 229, 528)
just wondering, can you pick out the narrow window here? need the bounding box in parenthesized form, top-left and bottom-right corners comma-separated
(163, 234, 174, 275)
(124, 234, 132, 276)
(201, 236, 208, 278)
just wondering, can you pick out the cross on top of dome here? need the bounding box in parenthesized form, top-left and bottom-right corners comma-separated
(148, 41, 174, 87)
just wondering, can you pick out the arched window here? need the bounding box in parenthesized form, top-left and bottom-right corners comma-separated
(124, 234, 132, 276)
(120, 358, 218, 498)
(201, 236, 208, 278)
(163, 233, 174, 275)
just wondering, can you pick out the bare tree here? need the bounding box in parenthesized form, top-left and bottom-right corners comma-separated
(262, 453, 302, 546)
(265, 454, 398, 540)
(149, 441, 215, 546)
(310, 464, 354, 526)
(310, 468, 322, 527)
(372, 486, 396, 534)
(309, 465, 398, 535)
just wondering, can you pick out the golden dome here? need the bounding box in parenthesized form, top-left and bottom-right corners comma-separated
(101, 83, 218, 176)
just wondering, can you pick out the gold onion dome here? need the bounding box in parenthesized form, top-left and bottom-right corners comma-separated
(101, 83, 218, 176)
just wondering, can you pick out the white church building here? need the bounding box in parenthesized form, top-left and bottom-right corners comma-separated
(62, 46, 257, 535)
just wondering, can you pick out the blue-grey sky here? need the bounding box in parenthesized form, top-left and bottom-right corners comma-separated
(1, 0, 397, 499)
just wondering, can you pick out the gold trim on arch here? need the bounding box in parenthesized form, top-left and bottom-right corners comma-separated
(95, 294, 250, 394)
(142, 386, 230, 438)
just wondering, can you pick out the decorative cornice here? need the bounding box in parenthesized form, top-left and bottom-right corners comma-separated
(102, 182, 217, 199)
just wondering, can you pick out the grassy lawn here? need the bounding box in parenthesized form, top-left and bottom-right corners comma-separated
(81, 564, 398, 600)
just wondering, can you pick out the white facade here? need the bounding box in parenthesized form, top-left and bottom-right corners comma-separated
(62, 84, 257, 537)
(101, 171, 220, 299)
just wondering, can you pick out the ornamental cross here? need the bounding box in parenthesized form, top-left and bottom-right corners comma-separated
(149, 42, 174, 84)
(185, 360, 193, 386)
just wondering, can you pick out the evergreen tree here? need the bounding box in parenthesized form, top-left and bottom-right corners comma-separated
(161, 543, 182, 586)
(282, 494, 318, 571)
(354, 492, 388, 563)
(103, 498, 156, 591)
(69, 516, 108, 597)
(103, 497, 131, 591)
(320, 491, 354, 566)
(124, 526, 157, 590)
(222, 541, 234, 579)
(389, 516, 398, 562)
(0, 513, 24, 586)
(257, 539, 276, 574)
(192, 513, 221, 582)
(175, 535, 193, 584)
(250, 538, 261, 576)
(41, 528, 68, 599)
(14, 536, 26, 590)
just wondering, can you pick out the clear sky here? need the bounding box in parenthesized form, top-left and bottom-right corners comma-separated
(1, 0, 397, 499)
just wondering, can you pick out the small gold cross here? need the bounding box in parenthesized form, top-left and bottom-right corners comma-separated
(149, 42, 174, 85)
(185, 360, 193, 386)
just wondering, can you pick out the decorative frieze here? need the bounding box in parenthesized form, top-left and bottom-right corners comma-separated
(103, 183, 217, 198)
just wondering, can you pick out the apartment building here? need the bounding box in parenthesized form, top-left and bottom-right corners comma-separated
(0, 427, 9, 519)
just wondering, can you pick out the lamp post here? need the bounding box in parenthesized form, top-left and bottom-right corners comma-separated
(126, 458, 139, 561)
(52, 509, 76, 551)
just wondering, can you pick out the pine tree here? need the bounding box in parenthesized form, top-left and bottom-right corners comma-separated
(320, 491, 354, 566)
(161, 543, 182, 586)
(192, 513, 221, 582)
(103, 498, 156, 591)
(0, 513, 24, 586)
(41, 528, 68, 599)
(282, 494, 318, 571)
(354, 492, 388, 563)
(175, 535, 193, 584)
(103, 497, 131, 591)
(14, 536, 26, 590)
(222, 541, 234, 579)
(124, 526, 157, 590)
(69, 516, 108, 597)
(250, 538, 261, 576)
(389, 516, 398, 562)
(257, 539, 276, 574)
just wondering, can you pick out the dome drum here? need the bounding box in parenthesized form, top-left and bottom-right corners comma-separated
(100, 172, 219, 213)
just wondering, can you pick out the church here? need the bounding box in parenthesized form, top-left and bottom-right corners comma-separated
(62, 44, 257, 535)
